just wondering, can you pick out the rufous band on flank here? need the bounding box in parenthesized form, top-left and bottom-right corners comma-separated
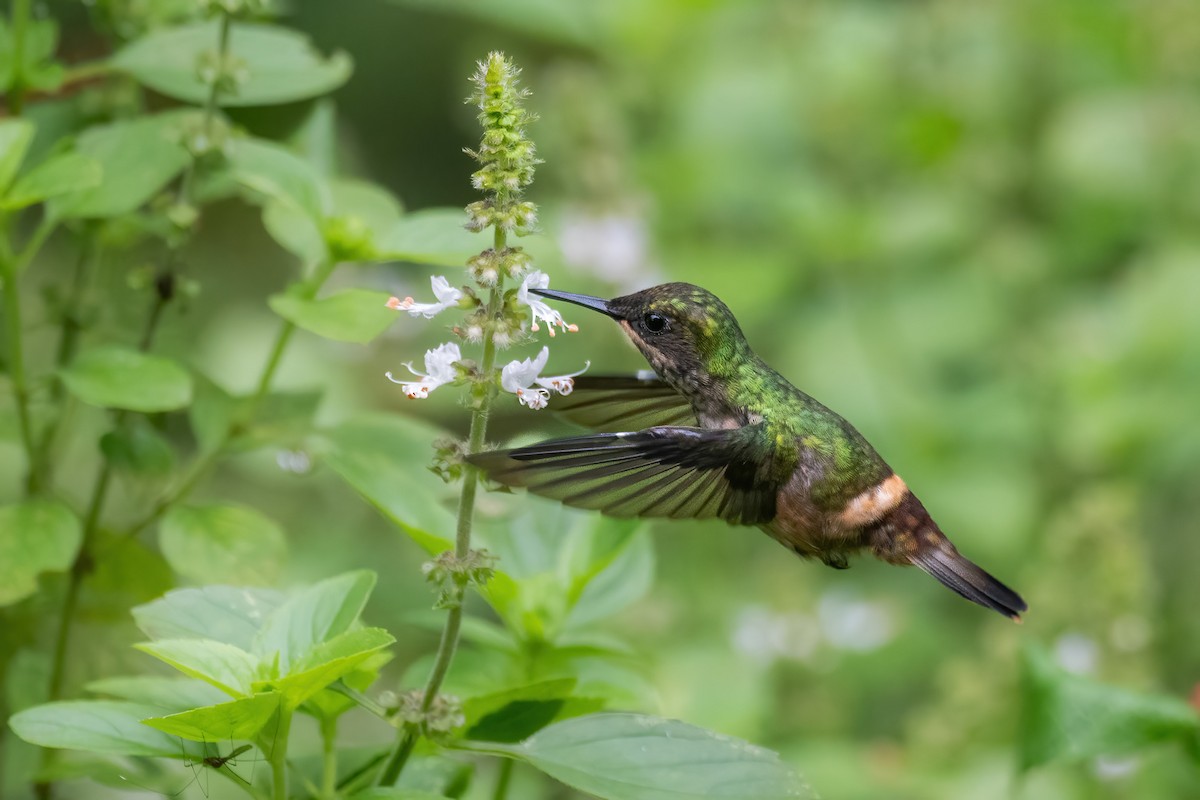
(838, 473, 908, 527)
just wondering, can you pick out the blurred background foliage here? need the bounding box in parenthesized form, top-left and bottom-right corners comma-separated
(4, 0, 1200, 798)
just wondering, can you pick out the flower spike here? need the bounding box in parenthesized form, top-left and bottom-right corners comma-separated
(387, 342, 462, 399)
(387, 276, 464, 319)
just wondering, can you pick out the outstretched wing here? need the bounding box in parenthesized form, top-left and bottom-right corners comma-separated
(554, 375, 697, 432)
(469, 424, 782, 525)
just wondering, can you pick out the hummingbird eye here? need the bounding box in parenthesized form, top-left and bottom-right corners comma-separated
(643, 313, 670, 335)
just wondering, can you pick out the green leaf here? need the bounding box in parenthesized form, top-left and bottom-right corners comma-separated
(2, 151, 102, 210)
(142, 692, 282, 742)
(268, 288, 398, 344)
(1019, 643, 1200, 771)
(159, 504, 287, 586)
(86, 676, 228, 713)
(100, 419, 176, 477)
(332, 179, 404, 237)
(9, 701, 203, 758)
(320, 414, 456, 554)
(133, 585, 285, 649)
(267, 627, 394, 709)
(113, 21, 353, 107)
(262, 197, 326, 265)
(48, 112, 192, 219)
(254, 571, 375, 672)
(0, 118, 34, 195)
(352, 791, 453, 800)
(476, 713, 812, 800)
(134, 639, 259, 698)
(464, 679, 603, 743)
(0, 500, 82, 606)
(227, 136, 329, 220)
(378, 208, 480, 266)
(567, 527, 654, 628)
(60, 346, 193, 412)
(188, 373, 238, 454)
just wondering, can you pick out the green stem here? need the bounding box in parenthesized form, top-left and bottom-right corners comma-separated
(320, 717, 338, 799)
(269, 707, 294, 800)
(8, 0, 31, 116)
(378, 227, 508, 787)
(1, 238, 37, 496)
(492, 758, 514, 800)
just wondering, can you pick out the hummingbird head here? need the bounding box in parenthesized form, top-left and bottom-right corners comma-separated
(532, 282, 747, 382)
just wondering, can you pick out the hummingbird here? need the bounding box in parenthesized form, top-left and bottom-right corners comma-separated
(470, 283, 1027, 620)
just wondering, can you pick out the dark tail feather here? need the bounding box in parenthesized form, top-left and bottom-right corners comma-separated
(910, 545, 1027, 621)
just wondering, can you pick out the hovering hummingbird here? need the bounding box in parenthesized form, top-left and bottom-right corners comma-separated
(471, 283, 1027, 620)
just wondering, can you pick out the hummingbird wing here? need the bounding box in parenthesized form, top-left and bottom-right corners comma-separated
(554, 376, 698, 432)
(469, 424, 781, 525)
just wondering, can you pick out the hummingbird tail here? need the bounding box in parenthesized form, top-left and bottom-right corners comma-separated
(868, 491, 1027, 620)
(909, 544, 1027, 621)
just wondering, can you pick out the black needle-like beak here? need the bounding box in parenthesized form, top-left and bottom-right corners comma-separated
(530, 288, 619, 318)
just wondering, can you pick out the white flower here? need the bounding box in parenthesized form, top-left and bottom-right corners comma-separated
(500, 346, 589, 410)
(386, 342, 462, 399)
(517, 271, 578, 337)
(386, 275, 463, 319)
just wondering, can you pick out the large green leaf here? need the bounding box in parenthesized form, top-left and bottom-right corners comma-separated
(463, 679, 603, 743)
(60, 346, 193, 412)
(475, 713, 813, 800)
(254, 571, 375, 672)
(352, 791, 453, 800)
(378, 208, 480, 266)
(113, 21, 352, 107)
(2, 151, 101, 210)
(134, 639, 259, 698)
(159, 504, 287, 586)
(320, 414, 456, 553)
(227, 136, 329, 220)
(48, 112, 192, 219)
(100, 418, 176, 477)
(141, 692, 282, 742)
(268, 288, 398, 344)
(87, 676, 228, 713)
(1019, 643, 1200, 771)
(0, 500, 82, 606)
(9, 701, 203, 758)
(267, 627, 394, 709)
(133, 585, 285, 649)
(0, 118, 34, 194)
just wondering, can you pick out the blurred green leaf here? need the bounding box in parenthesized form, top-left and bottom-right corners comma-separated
(228, 136, 329, 220)
(134, 639, 259, 697)
(60, 346, 193, 412)
(0, 500, 82, 606)
(0, 17, 64, 93)
(113, 21, 353, 106)
(86, 676, 228, 713)
(9, 701, 203, 758)
(1, 152, 101, 210)
(100, 420, 176, 477)
(378, 208, 481, 266)
(269, 288, 398, 344)
(0, 118, 35, 195)
(321, 414, 456, 554)
(159, 504, 287, 586)
(565, 525, 654, 629)
(262, 197, 326, 264)
(1018, 643, 1200, 771)
(188, 373, 238, 454)
(254, 570, 375, 672)
(133, 585, 284, 649)
(389, 0, 606, 49)
(352, 791, 452, 800)
(48, 112, 192, 219)
(142, 692, 282, 742)
(472, 712, 812, 800)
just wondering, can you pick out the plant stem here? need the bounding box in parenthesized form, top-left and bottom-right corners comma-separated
(8, 0, 31, 116)
(269, 707, 294, 800)
(492, 758, 514, 800)
(320, 717, 338, 799)
(378, 228, 508, 787)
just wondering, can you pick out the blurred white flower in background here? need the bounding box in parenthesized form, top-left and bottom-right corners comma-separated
(817, 591, 896, 653)
(1053, 631, 1099, 675)
(558, 210, 659, 289)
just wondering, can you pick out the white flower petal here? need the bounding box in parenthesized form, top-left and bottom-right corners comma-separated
(534, 360, 590, 396)
(386, 342, 462, 399)
(517, 271, 578, 337)
(388, 276, 464, 319)
(500, 346, 550, 394)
